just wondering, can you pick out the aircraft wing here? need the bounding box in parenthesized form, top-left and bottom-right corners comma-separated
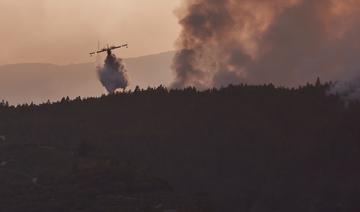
(89, 49, 106, 56)
(111, 44, 128, 50)
(90, 44, 128, 56)
(96, 49, 107, 54)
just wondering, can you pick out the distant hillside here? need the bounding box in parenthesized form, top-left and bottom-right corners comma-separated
(0, 51, 174, 105)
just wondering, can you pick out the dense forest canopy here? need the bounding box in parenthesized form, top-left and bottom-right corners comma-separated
(0, 82, 359, 211)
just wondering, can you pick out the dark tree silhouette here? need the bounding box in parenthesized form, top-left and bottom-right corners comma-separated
(0, 81, 359, 211)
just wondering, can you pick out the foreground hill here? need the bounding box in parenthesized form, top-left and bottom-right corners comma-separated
(0, 83, 359, 211)
(0, 51, 174, 105)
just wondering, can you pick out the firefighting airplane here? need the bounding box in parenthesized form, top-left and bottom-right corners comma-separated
(89, 44, 128, 56)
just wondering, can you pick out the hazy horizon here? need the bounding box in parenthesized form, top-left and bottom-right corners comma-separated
(0, 50, 175, 66)
(0, 0, 181, 65)
(0, 51, 175, 105)
(2, 0, 360, 102)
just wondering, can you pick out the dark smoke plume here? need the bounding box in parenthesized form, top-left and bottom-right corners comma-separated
(97, 54, 129, 93)
(172, 0, 360, 92)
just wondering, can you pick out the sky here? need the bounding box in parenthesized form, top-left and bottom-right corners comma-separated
(0, 0, 181, 65)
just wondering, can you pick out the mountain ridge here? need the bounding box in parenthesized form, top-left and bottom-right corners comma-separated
(0, 51, 175, 105)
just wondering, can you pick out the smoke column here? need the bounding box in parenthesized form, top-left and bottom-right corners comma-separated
(172, 0, 360, 90)
(328, 77, 360, 101)
(97, 53, 129, 93)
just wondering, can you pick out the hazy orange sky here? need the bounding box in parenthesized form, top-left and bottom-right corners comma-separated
(0, 0, 181, 65)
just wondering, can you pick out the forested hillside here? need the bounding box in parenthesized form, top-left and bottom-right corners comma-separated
(0, 82, 359, 211)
